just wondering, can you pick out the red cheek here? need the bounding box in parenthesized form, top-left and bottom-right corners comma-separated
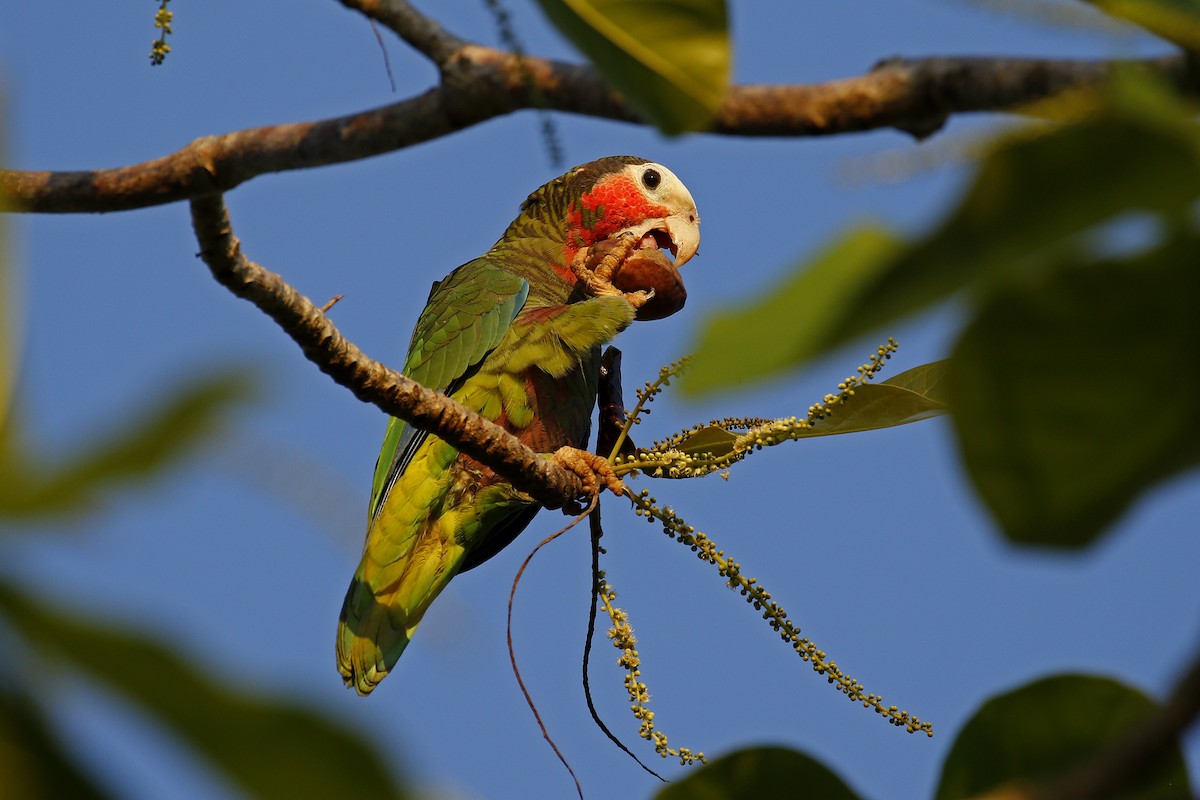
(579, 175, 671, 243)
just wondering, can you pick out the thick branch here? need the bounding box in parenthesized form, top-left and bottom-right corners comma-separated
(1, 49, 1185, 214)
(187, 193, 585, 509)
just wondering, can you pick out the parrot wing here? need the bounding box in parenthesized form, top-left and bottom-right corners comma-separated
(368, 259, 529, 521)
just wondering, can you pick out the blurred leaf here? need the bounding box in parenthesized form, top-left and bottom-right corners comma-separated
(0, 135, 13, 431)
(0, 583, 409, 800)
(655, 745, 861, 800)
(936, 674, 1192, 800)
(825, 71, 1200, 352)
(535, 0, 730, 135)
(684, 225, 902, 394)
(0, 369, 257, 521)
(1087, 0, 1200, 50)
(684, 73, 1200, 394)
(949, 234, 1200, 547)
(0, 688, 111, 800)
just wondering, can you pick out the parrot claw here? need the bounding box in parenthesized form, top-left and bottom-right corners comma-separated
(551, 446, 627, 502)
(571, 237, 653, 310)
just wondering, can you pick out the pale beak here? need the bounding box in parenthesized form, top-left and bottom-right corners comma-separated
(621, 209, 701, 268)
(663, 210, 700, 268)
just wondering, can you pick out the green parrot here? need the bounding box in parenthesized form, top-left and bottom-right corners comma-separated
(337, 156, 700, 695)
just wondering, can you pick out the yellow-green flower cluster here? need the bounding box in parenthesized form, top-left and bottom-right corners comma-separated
(615, 340, 900, 483)
(630, 491, 934, 737)
(605, 358, 690, 462)
(597, 573, 706, 765)
(150, 0, 174, 65)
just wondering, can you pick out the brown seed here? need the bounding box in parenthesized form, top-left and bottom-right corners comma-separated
(611, 248, 688, 321)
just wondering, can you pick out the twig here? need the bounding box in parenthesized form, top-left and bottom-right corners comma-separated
(367, 19, 397, 92)
(336, 0, 466, 67)
(187, 192, 587, 509)
(582, 505, 665, 781)
(506, 498, 599, 800)
(582, 353, 664, 779)
(596, 348, 636, 461)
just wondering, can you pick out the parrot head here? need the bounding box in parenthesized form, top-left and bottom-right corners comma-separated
(515, 155, 700, 275)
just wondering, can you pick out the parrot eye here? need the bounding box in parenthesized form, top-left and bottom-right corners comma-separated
(642, 168, 661, 190)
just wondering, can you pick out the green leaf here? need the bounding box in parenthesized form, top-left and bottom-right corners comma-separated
(0, 583, 409, 800)
(684, 73, 1200, 394)
(0, 369, 257, 521)
(1087, 0, 1200, 50)
(0, 688, 112, 800)
(535, 0, 730, 135)
(936, 674, 1192, 799)
(799, 362, 950, 438)
(948, 234, 1200, 547)
(673, 425, 740, 458)
(683, 225, 902, 395)
(655, 745, 862, 800)
(881, 359, 950, 404)
(656, 362, 947, 478)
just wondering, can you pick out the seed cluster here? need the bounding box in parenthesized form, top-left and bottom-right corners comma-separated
(604, 339, 933, 738)
(597, 572, 706, 765)
(614, 340, 901, 482)
(150, 1, 174, 65)
(630, 492, 933, 737)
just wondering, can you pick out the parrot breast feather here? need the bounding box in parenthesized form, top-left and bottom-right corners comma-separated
(368, 260, 529, 521)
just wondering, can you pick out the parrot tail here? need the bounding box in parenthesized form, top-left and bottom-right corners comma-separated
(336, 576, 412, 696)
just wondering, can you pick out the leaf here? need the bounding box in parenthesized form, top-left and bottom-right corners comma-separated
(655, 745, 862, 800)
(801, 364, 949, 438)
(670, 362, 947, 458)
(673, 424, 739, 458)
(0, 688, 112, 800)
(829, 72, 1200, 353)
(881, 359, 950, 404)
(535, 0, 730, 135)
(1087, 0, 1200, 50)
(683, 225, 902, 395)
(0, 369, 257, 521)
(948, 234, 1200, 547)
(0, 583, 409, 800)
(776, 361, 948, 436)
(935, 674, 1192, 800)
(0, 156, 13, 431)
(683, 73, 1200, 394)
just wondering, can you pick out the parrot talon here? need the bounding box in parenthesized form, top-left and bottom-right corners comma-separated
(571, 237, 651, 309)
(551, 446, 627, 501)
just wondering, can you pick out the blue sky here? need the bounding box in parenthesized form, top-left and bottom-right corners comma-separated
(1, 2, 1197, 798)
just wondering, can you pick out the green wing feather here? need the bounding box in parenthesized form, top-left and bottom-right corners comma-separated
(368, 260, 529, 520)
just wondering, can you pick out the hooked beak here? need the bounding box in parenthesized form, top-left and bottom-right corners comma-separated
(620, 210, 701, 268)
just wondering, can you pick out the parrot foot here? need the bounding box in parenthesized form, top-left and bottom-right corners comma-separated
(571, 237, 655, 310)
(551, 446, 627, 501)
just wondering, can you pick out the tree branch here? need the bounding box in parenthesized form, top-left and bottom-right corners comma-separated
(187, 193, 586, 510)
(1, 46, 1185, 213)
(1036, 646, 1200, 800)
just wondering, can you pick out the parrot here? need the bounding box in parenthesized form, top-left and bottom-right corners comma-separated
(337, 156, 700, 695)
